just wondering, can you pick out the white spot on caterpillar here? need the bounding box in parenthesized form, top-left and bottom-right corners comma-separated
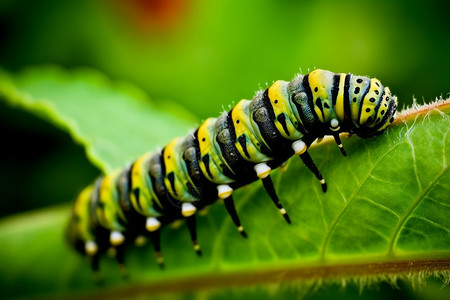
(181, 202, 197, 217)
(110, 231, 125, 246)
(85, 241, 98, 256)
(217, 184, 233, 199)
(254, 163, 271, 179)
(292, 139, 307, 155)
(146, 217, 161, 232)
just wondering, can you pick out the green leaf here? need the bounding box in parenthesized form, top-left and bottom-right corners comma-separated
(0, 66, 199, 173)
(0, 67, 449, 299)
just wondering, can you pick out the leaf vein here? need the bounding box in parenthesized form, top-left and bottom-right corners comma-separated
(359, 196, 401, 218)
(406, 127, 423, 192)
(388, 165, 449, 254)
(428, 197, 450, 208)
(319, 142, 403, 260)
(411, 215, 450, 234)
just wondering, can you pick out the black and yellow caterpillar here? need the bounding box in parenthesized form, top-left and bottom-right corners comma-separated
(66, 69, 398, 275)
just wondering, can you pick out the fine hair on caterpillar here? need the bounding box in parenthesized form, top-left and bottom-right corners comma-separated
(66, 69, 398, 279)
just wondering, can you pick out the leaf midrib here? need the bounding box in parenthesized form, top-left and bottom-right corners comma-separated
(50, 257, 450, 300)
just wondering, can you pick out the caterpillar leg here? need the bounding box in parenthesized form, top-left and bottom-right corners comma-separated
(89, 252, 102, 282)
(329, 118, 346, 156)
(332, 133, 347, 156)
(254, 163, 291, 224)
(115, 244, 128, 278)
(224, 196, 247, 238)
(186, 214, 202, 256)
(292, 140, 327, 193)
(149, 230, 164, 268)
(218, 185, 247, 238)
(84, 240, 102, 281)
(108, 231, 128, 277)
(144, 217, 165, 267)
(181, 202, 201, 255)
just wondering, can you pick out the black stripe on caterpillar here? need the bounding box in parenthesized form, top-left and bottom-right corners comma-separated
(66, 69, 398, 277)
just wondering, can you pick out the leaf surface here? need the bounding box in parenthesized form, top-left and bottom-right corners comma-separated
(0, 66, 198, 172)
(0, 68, 449, 299)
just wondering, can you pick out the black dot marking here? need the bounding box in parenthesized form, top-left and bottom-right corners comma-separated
(354, 87, 360, 94)
(277, 114, 290, 136)
(236, 120, 240, 124)
(315, 98, 323, 109)
(390, 117, 394, 123)
(369, 98, 376, 103)
(376, 82, 380, 87)
(384, 103, 387, 107)
(386, 96, 390, 100)
(202, 154, 213, 179)
(367, 116, 372, 123)
(238, 135, 250, 158)
(167, 172, 177, 195)
(366, 108, 371, 112)
(375, 90, 379, 95)
(376, 118, 381, 123)
(71, 71, 403, 269)
(314, 87, 318, 92)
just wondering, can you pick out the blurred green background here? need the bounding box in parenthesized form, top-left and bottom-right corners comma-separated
(0, 0, 449, 298)
(1, 0, 450, 215)
(2, 0, 450, 217)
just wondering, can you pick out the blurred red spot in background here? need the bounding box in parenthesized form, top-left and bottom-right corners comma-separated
(118, 0, 188, 33)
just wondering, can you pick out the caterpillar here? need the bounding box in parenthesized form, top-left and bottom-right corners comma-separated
(66, 69, 398, 276)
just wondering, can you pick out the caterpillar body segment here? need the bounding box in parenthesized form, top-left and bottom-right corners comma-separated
(67, 69, 397, 276)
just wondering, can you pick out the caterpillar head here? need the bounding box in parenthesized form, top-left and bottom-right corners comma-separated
(347, 76, 398, 138)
